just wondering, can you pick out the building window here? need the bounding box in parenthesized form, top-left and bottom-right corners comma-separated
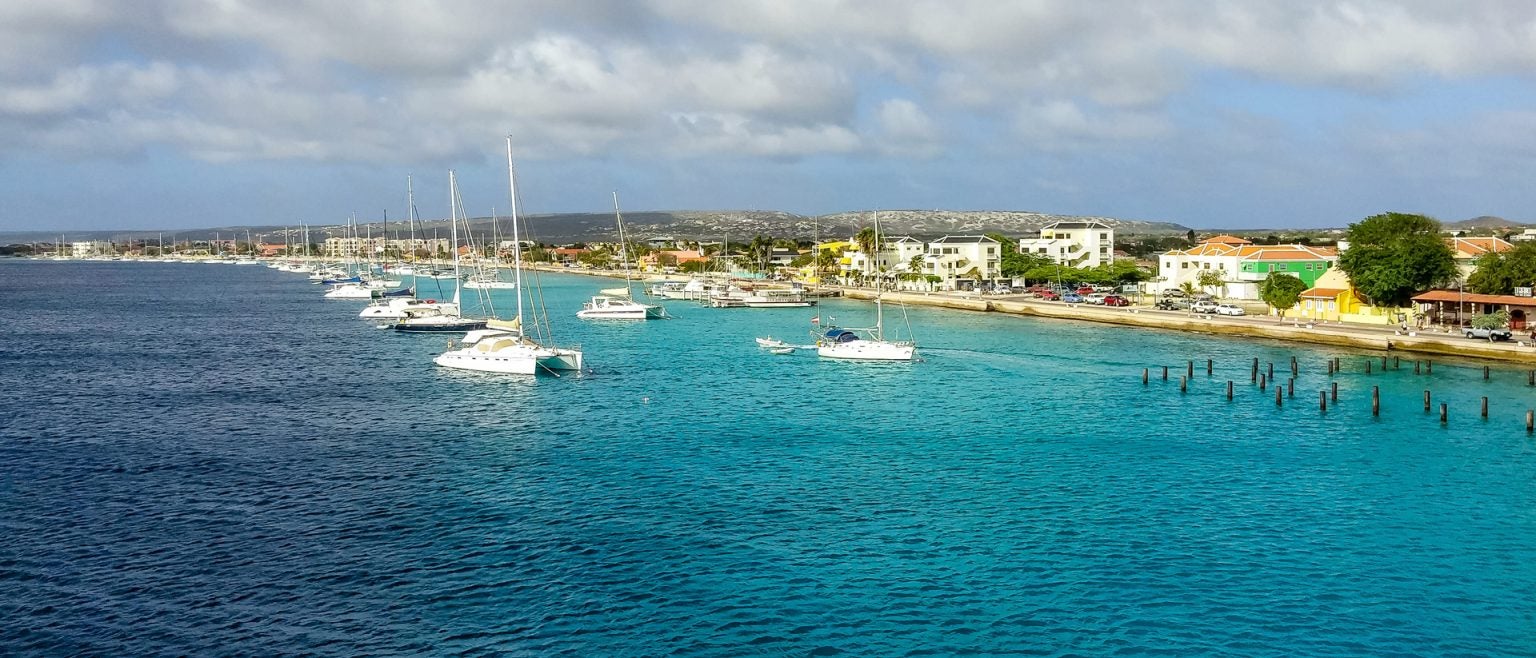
(1203, 263, 1210, 269)
(1182, 262, 1189, 269)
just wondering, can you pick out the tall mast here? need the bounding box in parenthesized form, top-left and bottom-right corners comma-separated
(506, 136, 524, 328)
(449, 171, 462, 306)
(873, 209, 883, 341)
(614, 191, 633, 297)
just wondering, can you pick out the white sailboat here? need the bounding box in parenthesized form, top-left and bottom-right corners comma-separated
(576, 192, 665, 320)
(434, 137, 584, 375)
(394, 171, 487, 333)
(814, 211, 917, 361)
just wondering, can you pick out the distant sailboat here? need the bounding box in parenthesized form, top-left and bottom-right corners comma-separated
(394, 171, 486, 333)
(814, 211, 917, 361)
(576, 192, 665, 320)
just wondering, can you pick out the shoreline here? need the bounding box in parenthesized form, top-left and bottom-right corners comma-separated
(515, 265, 1536, 365)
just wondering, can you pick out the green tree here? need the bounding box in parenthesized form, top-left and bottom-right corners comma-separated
(1258, 272, 1308, 321)
(1196, 269, 1226, 298)
(1471, 309, 1511, 330)
(1467, 242, 1536, 295)
(853, 227, 878, 268)
(1338, 212, 1457, 306)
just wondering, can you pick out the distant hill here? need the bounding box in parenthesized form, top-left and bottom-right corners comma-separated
(1, 209, 1190, 245)
(1445, 215, 1526, 230)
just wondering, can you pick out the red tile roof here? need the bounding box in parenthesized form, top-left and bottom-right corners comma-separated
(1412, 290, 1536, 305)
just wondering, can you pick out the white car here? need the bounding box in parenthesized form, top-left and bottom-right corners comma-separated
(1083, 293, 1108, 305)
(1190, 300, 1220, 313)
(1214, 303, 1246, 316)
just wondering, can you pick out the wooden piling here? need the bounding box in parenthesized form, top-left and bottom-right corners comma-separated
(1259, 373, 1267, 390)
(1267, 362, 1274, 381)
(1142, 368, 1148, 385)
(1528, 370, 1533, 386)
(1251, 358, 1258, 383)
(1424, 390, 1431, 412)
(1484, 366, 1490, 380)
(1187, 360, 1194, 379)
(1226, 381, 1234, 400)
(1291, 356, 1298, 375)
(1162, 365, 1168, 381)
(1526, 409, 1533, 433)
(1482, 396, 1489, 418)
(1440, 402, 1448, 424)
(1394, 356, 1400, 369)
(1372, 386, 1380, 416)
(1320, 390, 1327, 412)
(1427, 360, 1433, 374)
(1366, 360, 1372, 374)
(1331, 381, 1338, 402)
(1287, 378, 1294, 398)
(1275, 386, 1283, 407)
(1180, 376, 1187, 393)
(1414, 360, 1421, 374)
(1207, 359, 1213, 376)
(1328, 360, 1335, 375)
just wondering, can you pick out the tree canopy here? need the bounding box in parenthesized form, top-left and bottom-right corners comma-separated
(1258, 272, 1308, 320)
(1337, 212, 1457, 307)
(1467, 241, 1536, 295)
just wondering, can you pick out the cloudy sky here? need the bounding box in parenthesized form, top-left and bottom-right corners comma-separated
(4, 0, 1536, 232)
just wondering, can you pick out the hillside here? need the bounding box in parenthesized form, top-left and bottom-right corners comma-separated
(2, 209, 1190, 245)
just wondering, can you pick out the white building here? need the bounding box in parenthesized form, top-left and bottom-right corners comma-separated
(1153, 235, 1338, 300)
(846, 236, 927, 278)
(71, 241, 113, 257)
(1017, 221, 1115, 268)
(924, 235, 1002, 290)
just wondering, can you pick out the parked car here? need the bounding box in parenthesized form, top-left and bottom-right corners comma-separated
(1076, 286, 1095, 295)
(1062, 293, 1084, 303)
(1190, 300, 1220, 313)
(991, 285, 1015, 295)
(1083, 293, 1108, 304)
(1463, 326, 1513, 341)
(1103, 295, 1131, 307)
(1154, 299, 1187, 310)
(1161, 289, 1187, 298)
(1214, 303, 1246, 316)
(1037, 290, 1060, 300)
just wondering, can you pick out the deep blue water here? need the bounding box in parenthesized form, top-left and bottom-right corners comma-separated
(2, 260, 1535, 656)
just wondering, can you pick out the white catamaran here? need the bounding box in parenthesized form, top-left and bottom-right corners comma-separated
(433, 137, 584, 375)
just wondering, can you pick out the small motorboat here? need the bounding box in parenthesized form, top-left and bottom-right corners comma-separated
(755, 336, 788, 348)
(768, 346, 795, 355)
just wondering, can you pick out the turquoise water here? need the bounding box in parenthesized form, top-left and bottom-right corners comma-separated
(2, 261, 1535, 655)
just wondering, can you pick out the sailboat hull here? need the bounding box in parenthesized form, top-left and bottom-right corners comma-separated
(434, 344, 583, 374)
(817, 340, 915, 361)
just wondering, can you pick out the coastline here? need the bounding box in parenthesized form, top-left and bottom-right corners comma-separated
(527, 264, 1536, 365)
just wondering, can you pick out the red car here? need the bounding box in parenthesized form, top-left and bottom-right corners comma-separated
(1102, 295, 1131, 307)
(1076, 286, 1095, 295)
(1037, 290, 1060, 300)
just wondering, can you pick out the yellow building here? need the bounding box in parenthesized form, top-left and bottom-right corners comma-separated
(1290, 268, 1407, 325)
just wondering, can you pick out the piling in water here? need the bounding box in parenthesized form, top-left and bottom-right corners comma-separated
(1482, 396, 1489, 418)
(1427, 360, 1433, 374)
(1424, 390, 1431, 412)
(1528, 370, 1533, 386)
(1415, 360, 1421, 374)
(1366, 360, 1372, 374)
(1162, 365, 1168, 381)
(1287, 378, 1294, 398)
(1527, 409, 1533, 433)
(1331, 381, 1338, 402)
(1372, 386, 1380, 416)
(1320, 391, 1327, 412)
(1291, 356, 1298, 375)
(1251, 358, 1259, 382)
(1187, 360, 1194, 379)
(1207, 359, 1213, 376)
(1440, 402, 1448, 424)
(1180, 376, 1187, 393)
(1484, 366, 1490, 380)
(1142, 368, 1149, 385)
(1259, 373, 1267, 390)
(1394, 356, 1400, 369)
(1267, 362, 1274, 381)
(1275, 387, 1283, 407)
(1226, 381, 1234, 400)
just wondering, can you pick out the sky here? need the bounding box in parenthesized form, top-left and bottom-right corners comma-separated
(4, 0, 1536, 232)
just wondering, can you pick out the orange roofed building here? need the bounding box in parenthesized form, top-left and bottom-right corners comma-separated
(1154, 236, 1338, 301)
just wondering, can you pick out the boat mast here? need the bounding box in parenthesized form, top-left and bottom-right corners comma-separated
(506, 136, 524, 330)
(614, 191, 634, 297)
(873, 209, 884, 341)
(449, 171, 462, 307)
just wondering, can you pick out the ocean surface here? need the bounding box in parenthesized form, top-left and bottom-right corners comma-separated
(2, 260, 1535, 656)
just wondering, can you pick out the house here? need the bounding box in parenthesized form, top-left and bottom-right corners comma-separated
(1017, 221, 1115, 267)
(256, 242, 287, 257)
(1289, 268, 1403, 325)
(1155, 236, 1337, 300)
(1412, 289, 1536, 330)
(1447, 236, 1514, 278)
(844, 236, 926, 280)
(639, 249, 708, 271)
(549, 247, 589, 265)
(924, 235, 1002, 290)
